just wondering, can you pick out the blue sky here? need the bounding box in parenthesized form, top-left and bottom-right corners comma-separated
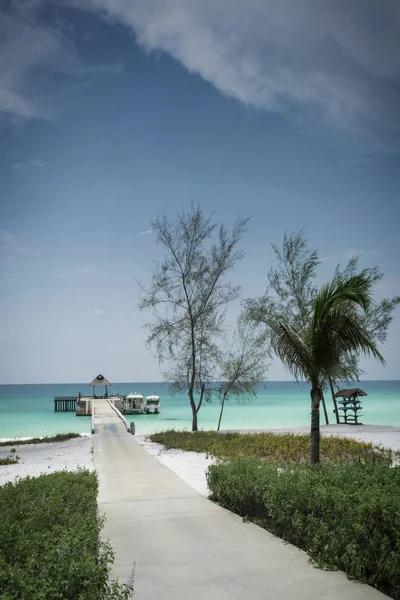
(0, 0, 399, 384)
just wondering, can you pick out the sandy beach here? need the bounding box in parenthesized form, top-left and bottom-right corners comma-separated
(1, 425, 399, 493)
(0, 435, 94, 486)
(136, 424, 400, 497)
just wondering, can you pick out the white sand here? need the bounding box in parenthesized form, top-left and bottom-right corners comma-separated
(137, 424, 400, 497)
(136, 436, 216, 496)
(0, 435, 94, 486)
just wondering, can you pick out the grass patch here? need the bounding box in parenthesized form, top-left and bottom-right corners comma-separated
(150, 430, 394, 463)
(0, 432, 82, 447)
(0, 470, 133, 599)
(0, 448, 20, 466)
(207, 459, 400, 599)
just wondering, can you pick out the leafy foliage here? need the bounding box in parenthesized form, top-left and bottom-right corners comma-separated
(215, 317, 269, 430)
(207, 459, 400, 599)
(138, 203, 249, 430)
(244, 231, 400, 394)
(0, 432, 82, 447)
(244, 230, 320, 333)
(150, 430, 394, 464)
(270, 274, 384, 385)
(0, 470, 134, 600)
(332, 255, 400, 383)
(269, 274, 384, 462)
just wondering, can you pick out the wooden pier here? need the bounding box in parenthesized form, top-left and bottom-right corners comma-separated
(54, 396, 77, 412)
(54, 395, 123, 416)
(54, 374, 121, 417)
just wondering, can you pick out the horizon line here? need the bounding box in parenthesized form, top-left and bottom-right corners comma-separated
(0, 379, 399, 386)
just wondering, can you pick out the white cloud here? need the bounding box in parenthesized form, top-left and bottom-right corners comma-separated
(3, 272, 23, 283)
(0, 5, 122, 121)
(10, 159, 45, 170)
(30, 159, 45, 168)
(78, 0, 400, 149)
(57, 267, 101, 279)
(76, 267, 100, 274)
(138, 229, 152, 236)
(0, 229, 40, 260)
(0, 230, 17, 245)
(340, 156, 374, 167)
(85, 308, 107, 317)
(342, 248, 381, 262)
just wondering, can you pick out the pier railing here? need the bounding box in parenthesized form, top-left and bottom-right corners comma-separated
(91, 402, 95, 434)
(107, 398, 130, 432)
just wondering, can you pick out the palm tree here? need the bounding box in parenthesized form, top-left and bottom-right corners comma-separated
(270, 275, 385, 464)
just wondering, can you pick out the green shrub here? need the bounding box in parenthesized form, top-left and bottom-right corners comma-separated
(0, 470, 133, 600)
(207, 459, 400, 599)
(0, 448, 20, 465)
(150, 430, 393, 463)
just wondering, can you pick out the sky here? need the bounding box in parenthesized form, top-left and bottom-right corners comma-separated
(0, 0, 399, 384)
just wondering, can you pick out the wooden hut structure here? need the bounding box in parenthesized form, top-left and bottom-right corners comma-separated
(90, 374, 110, 398)
(334, 388, 367, 425)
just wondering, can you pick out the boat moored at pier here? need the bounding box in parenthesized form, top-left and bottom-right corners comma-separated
(146, 394, 160, 414)
(123, 392, 145, 414)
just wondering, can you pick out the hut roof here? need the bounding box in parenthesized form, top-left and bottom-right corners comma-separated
(334, 388, 367, 399)
(90, 374, 111, 386)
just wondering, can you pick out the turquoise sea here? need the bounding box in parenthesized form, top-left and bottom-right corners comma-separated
(0, 381, 399, 439)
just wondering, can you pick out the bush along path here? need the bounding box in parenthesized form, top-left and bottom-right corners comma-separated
(0, 470, 134, 600)
(207, 459, 400, 600)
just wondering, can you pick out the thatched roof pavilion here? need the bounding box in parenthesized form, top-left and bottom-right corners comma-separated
(334, 388, 366, 425)
(90, 374, 110, 398)
(334, 388, 367, 399)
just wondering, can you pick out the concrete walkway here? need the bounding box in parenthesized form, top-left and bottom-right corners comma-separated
(93, 400, 388, 600)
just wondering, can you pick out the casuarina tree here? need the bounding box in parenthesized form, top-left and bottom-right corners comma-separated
(139, 203, 248, 431)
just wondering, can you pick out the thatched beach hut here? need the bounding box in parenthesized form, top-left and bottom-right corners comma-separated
(90, 374, 111, 398)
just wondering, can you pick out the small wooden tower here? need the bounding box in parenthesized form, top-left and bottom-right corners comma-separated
(90, 374, 111, 399)
(334, 388, 367, 425)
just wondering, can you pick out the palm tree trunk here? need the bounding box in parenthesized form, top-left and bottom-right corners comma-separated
(328, 376, 340, 424)
(320, 389, 329, 425)
(310, 385, 321, 464)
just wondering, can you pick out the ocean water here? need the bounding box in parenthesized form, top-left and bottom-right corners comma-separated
(0, 381, 399, 439)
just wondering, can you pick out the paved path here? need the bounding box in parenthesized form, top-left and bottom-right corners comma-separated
(93, 400, 388, 600)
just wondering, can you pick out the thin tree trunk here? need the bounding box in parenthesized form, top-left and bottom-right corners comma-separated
(189, 390, 198, 431)
(217, 397, 226, 431)
(310, 385, 320, 464)
(328, 376, 340, 424)
(196, 382, 205, 415)
(320, 389, 329, 425)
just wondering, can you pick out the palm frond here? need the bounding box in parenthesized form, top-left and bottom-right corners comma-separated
(310, 289, 385, 374)
(312, 274, 374, 331)
(270, 322, 314, 381)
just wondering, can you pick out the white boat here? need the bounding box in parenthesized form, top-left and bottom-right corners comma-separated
(146, 394, 161, 414)
(123, 392, 145, 414)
